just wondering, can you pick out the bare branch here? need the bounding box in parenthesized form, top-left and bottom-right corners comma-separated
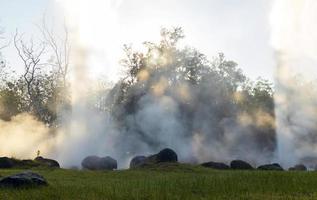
(14, 29, 47, 115)
(0, 27, 10, 50)
(38, 17, 70, 87)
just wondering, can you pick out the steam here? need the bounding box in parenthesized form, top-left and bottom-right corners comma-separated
(0, 113, 55, 159)
(4, 0, 317, 170)
(111, 79, 275, 166)
(2, 0, 276, 168)
(271, 0, 317, 167)
(52, 0, 124, 167)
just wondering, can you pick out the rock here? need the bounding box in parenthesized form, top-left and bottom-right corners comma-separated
(0, 157, 14, 169)
(257, 163, 283, 171)
(157, 148, 178, 162)
(230, 160, 253, 170)
(130, 156, 146, 169)
(130, 148, 178, 168)
(148, 148, 178, 163)
(289, 164, 307, 171)
(20, 159, 41, 168)
(81, 156, 117, 170)
(201, 161, 230, 170)
(300, 157, 317, 169)
(99, 156, 117, 170)
(35, 156, 60, 168)
(0, 171, 47, 187)
(81, 156, 100, 170)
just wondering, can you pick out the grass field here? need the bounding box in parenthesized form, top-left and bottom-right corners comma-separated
(1, 164, 317, 200)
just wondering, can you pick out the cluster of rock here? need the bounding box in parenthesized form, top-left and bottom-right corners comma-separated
(1, 148, 312, 189)
(80, 148, 178, 170)
(200, 160, 255, 170)
(80, 148, 311, 172)
(0, 156, 60, 169)
(0, 148, 311, 172)
(0, 156, 58, 187)
(200, 159, 308, 171)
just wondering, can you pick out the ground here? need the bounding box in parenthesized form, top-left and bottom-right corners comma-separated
(0, 164, 317, 200)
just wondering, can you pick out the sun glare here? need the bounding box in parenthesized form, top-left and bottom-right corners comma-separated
(55, 0, 123, 81)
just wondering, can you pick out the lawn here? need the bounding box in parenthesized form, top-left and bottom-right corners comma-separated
(0, 164, 317, 200)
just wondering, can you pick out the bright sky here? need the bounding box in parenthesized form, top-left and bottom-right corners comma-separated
(0, 0, 275, 81)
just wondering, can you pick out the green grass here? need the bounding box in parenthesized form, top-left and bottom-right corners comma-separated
(1, 164, 317, 200)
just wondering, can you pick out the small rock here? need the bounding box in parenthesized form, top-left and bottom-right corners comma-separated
(201, 161, 230, 170)
(148, 148, 178, 163)
(130, 156, 146, 169)
(20, 159, 41, 168)
(0, 157, 14, 169)
(289, 164, 307, 171)
(34, 156, 60, 168)
(0, 171, 47, 187)
(257, 163, 283, 171)
(230, 160, 253, 170)
(82, 156, 117, 170)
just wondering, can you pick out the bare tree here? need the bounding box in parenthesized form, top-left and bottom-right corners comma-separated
(0, 27, 10, 51)
(38, 18, 70, 88)
(36, 18, 72, 126)
(0, 27, 11, 79)
(13, 30, 46, 116)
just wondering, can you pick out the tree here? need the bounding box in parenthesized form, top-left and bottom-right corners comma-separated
(10, 20, 72, 126)
(107, 27, 276, 159)
(37, 18, 72, 126)
(0, 26, 10, 84)
(0, 82, 22, 121)
(14, 30, 46, 115)
(38, 18, 70, 88)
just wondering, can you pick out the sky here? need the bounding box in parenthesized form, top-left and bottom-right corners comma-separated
(0, 0, 276, 81)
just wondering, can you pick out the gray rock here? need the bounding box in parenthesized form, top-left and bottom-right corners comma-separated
(34, 156, 60, 168)
(0, 157, 14, 169)
(81, 156, 117, 170)
(201, 161, 230, 170)
(289, 164, 307, 171)
(0, 171, 47, 187)
(230, 160, 253, 170)
(257, 163, 283, 171)
(148, 148, 178, 163)
(130, 156, 146, 169)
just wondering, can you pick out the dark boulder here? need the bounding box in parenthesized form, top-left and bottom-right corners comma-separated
(230, 160, 253, 170)
(201, 161, 230, 170)
(81, 156, 100, 170)
(300, 157, 317, 169)
(20, 159, 40, 168)
(35, 156, 60, 168)
(0, 157, 14, 169)
(157, 148, 178, 162)
(81, 156, 117, 170)
(130, 156, 146, 169)
(131, 148, 178, 168)
(148, 148, 178, 163)
(0, 171, 47, 187)
(289, 164, 307, 171)
(257, 163, 283, 171)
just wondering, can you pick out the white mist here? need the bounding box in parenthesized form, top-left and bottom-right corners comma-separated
(271, 0, 317, 167)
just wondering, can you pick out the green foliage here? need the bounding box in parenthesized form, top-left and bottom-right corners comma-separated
(0, 67, 70, 126)
(0, 83, 22, 121)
